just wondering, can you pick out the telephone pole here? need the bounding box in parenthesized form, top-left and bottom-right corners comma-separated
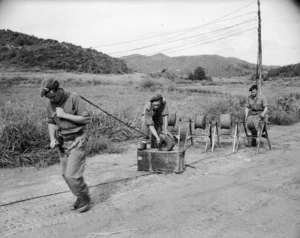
(257, 0, 262, 94)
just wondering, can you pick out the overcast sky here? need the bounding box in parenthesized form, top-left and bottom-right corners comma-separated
(0, 0, 299, 66)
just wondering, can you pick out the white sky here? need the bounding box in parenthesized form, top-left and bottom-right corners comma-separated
(0, 0, 299, 66)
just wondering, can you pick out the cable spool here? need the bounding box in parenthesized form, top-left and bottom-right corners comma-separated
(168, 113, 176, 127)
(246, 115, 260, 130)
(159, 132, 175, 151)
(220, 114, 232, 129)
(194, 114, 206, 130)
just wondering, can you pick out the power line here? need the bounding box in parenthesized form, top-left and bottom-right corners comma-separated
(109, 18, 257, 55)
(147, 11, 257, 48)
(92, 1, 256, 48)
(117, 22, 257, 60)
(166, 27, 257, 54)
(159, 24, 257, 54)
(123, 26, 256, 61)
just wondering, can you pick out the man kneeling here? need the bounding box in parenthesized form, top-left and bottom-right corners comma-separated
(138, 94, 169, 150)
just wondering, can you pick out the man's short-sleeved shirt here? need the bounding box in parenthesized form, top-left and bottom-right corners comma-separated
(245, 94, 268, 115)
(46, 89, 90, 137)
(142, 99, 169, 127)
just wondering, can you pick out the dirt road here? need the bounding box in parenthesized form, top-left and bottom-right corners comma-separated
(1, 124, 300, 238)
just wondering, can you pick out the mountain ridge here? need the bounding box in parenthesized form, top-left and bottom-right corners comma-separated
(121, 53, 277, 77)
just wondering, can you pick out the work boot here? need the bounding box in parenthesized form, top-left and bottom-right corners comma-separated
(77, 194, 91, 213)
(71, 197, 81, 210)
(251, 139, 257, 147)
(138, 142, 147, 150)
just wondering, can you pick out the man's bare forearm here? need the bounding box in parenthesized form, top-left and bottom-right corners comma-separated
(149, 126, 160, 140)
(245, 107, 249, 119)
(48, 123, 56, 142)
(61, 114, 90, 124)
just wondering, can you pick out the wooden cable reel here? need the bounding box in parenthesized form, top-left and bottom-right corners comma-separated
(168, 113, 176, 127)
(246, 114, 260, 130)
(159, 132, 176, 151)
(194, 114, 206, 130)
(220, 114, 232, 129)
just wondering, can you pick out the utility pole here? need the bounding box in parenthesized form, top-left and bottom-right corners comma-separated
(257, 0, 262, 94)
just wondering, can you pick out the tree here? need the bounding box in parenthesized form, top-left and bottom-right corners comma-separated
(188, 73, 194, 80)
(193, 67, 207, 80)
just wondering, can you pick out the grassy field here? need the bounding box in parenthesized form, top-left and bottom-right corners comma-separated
(1, 71, 299, 168)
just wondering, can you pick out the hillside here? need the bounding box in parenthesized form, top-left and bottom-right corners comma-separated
(267, 63, 300, 78)
(0, 29, 130, 74)
(122, 53, 276, 77)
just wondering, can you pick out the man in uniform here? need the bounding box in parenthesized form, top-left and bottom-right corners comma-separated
(41, 78, 91, 212)
(138, 94, 169, 150)
(245, 84, 268, 146)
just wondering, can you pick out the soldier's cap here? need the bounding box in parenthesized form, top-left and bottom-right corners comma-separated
(249, 84, 258, 92)
(40, 78, 59, 97)
(150, 94, 163, 103)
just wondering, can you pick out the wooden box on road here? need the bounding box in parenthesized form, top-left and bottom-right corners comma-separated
(137, 149, 185, 173)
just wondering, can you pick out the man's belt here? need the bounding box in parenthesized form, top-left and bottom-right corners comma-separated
(61, 131, 84, 142)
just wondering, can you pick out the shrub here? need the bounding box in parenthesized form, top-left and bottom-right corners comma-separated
(203, 94, 300, 126)
(193, 67, 207, 81)
(140, 76, 163, 91)
(203, 95, 246, 121)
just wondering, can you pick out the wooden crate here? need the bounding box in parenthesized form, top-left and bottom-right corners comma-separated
(137, 149, 186, 173)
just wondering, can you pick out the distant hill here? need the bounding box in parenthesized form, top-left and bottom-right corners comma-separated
(0, 29, 131, 74)
(267, 63, 300, 78)
(121, 53, 276, 77)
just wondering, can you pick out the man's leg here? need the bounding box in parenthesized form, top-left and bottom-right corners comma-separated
(58, 149, 73, 192)
(64, 138, 90, 212)
(246, 115, 260, 147)
(250, 129, 258, 146)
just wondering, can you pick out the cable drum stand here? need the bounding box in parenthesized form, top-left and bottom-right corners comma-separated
(177, 114, 218, 152)
(241, 115, 272, 154)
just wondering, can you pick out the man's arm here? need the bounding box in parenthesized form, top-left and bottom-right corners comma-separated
(260, 95, 268, 118)
(245, 107, 249, 120)
(48, 123, 57, 148)
(56, 107, 90, 124)
(149, 125, 160, 142)
(260, 106, 268, 118)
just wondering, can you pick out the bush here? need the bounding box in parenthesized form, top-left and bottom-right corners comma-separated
(203, 94, 300, 126)
(140, 76, 164, 91)
(193, 67, 207, 81)
(203, 95, 246, 121)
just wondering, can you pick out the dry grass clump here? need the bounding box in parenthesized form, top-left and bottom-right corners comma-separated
(0, 100, 141, 168)
(87, 107, 141, 156)
(0, 101, 58, 168)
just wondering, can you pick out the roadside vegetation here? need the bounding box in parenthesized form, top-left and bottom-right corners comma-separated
(0, 72, 299, 168)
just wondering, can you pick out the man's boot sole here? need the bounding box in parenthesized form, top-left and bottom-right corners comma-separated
(78, 203, 91, 213)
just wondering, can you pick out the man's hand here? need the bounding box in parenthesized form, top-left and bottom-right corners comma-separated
(260, 113, 265, 119)
(50, 139, 57, 149)
(56, 107, 66, 118)
(156, 137, 161, 144)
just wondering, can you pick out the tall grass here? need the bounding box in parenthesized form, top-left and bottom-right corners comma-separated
(0, 100, 141, 168)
